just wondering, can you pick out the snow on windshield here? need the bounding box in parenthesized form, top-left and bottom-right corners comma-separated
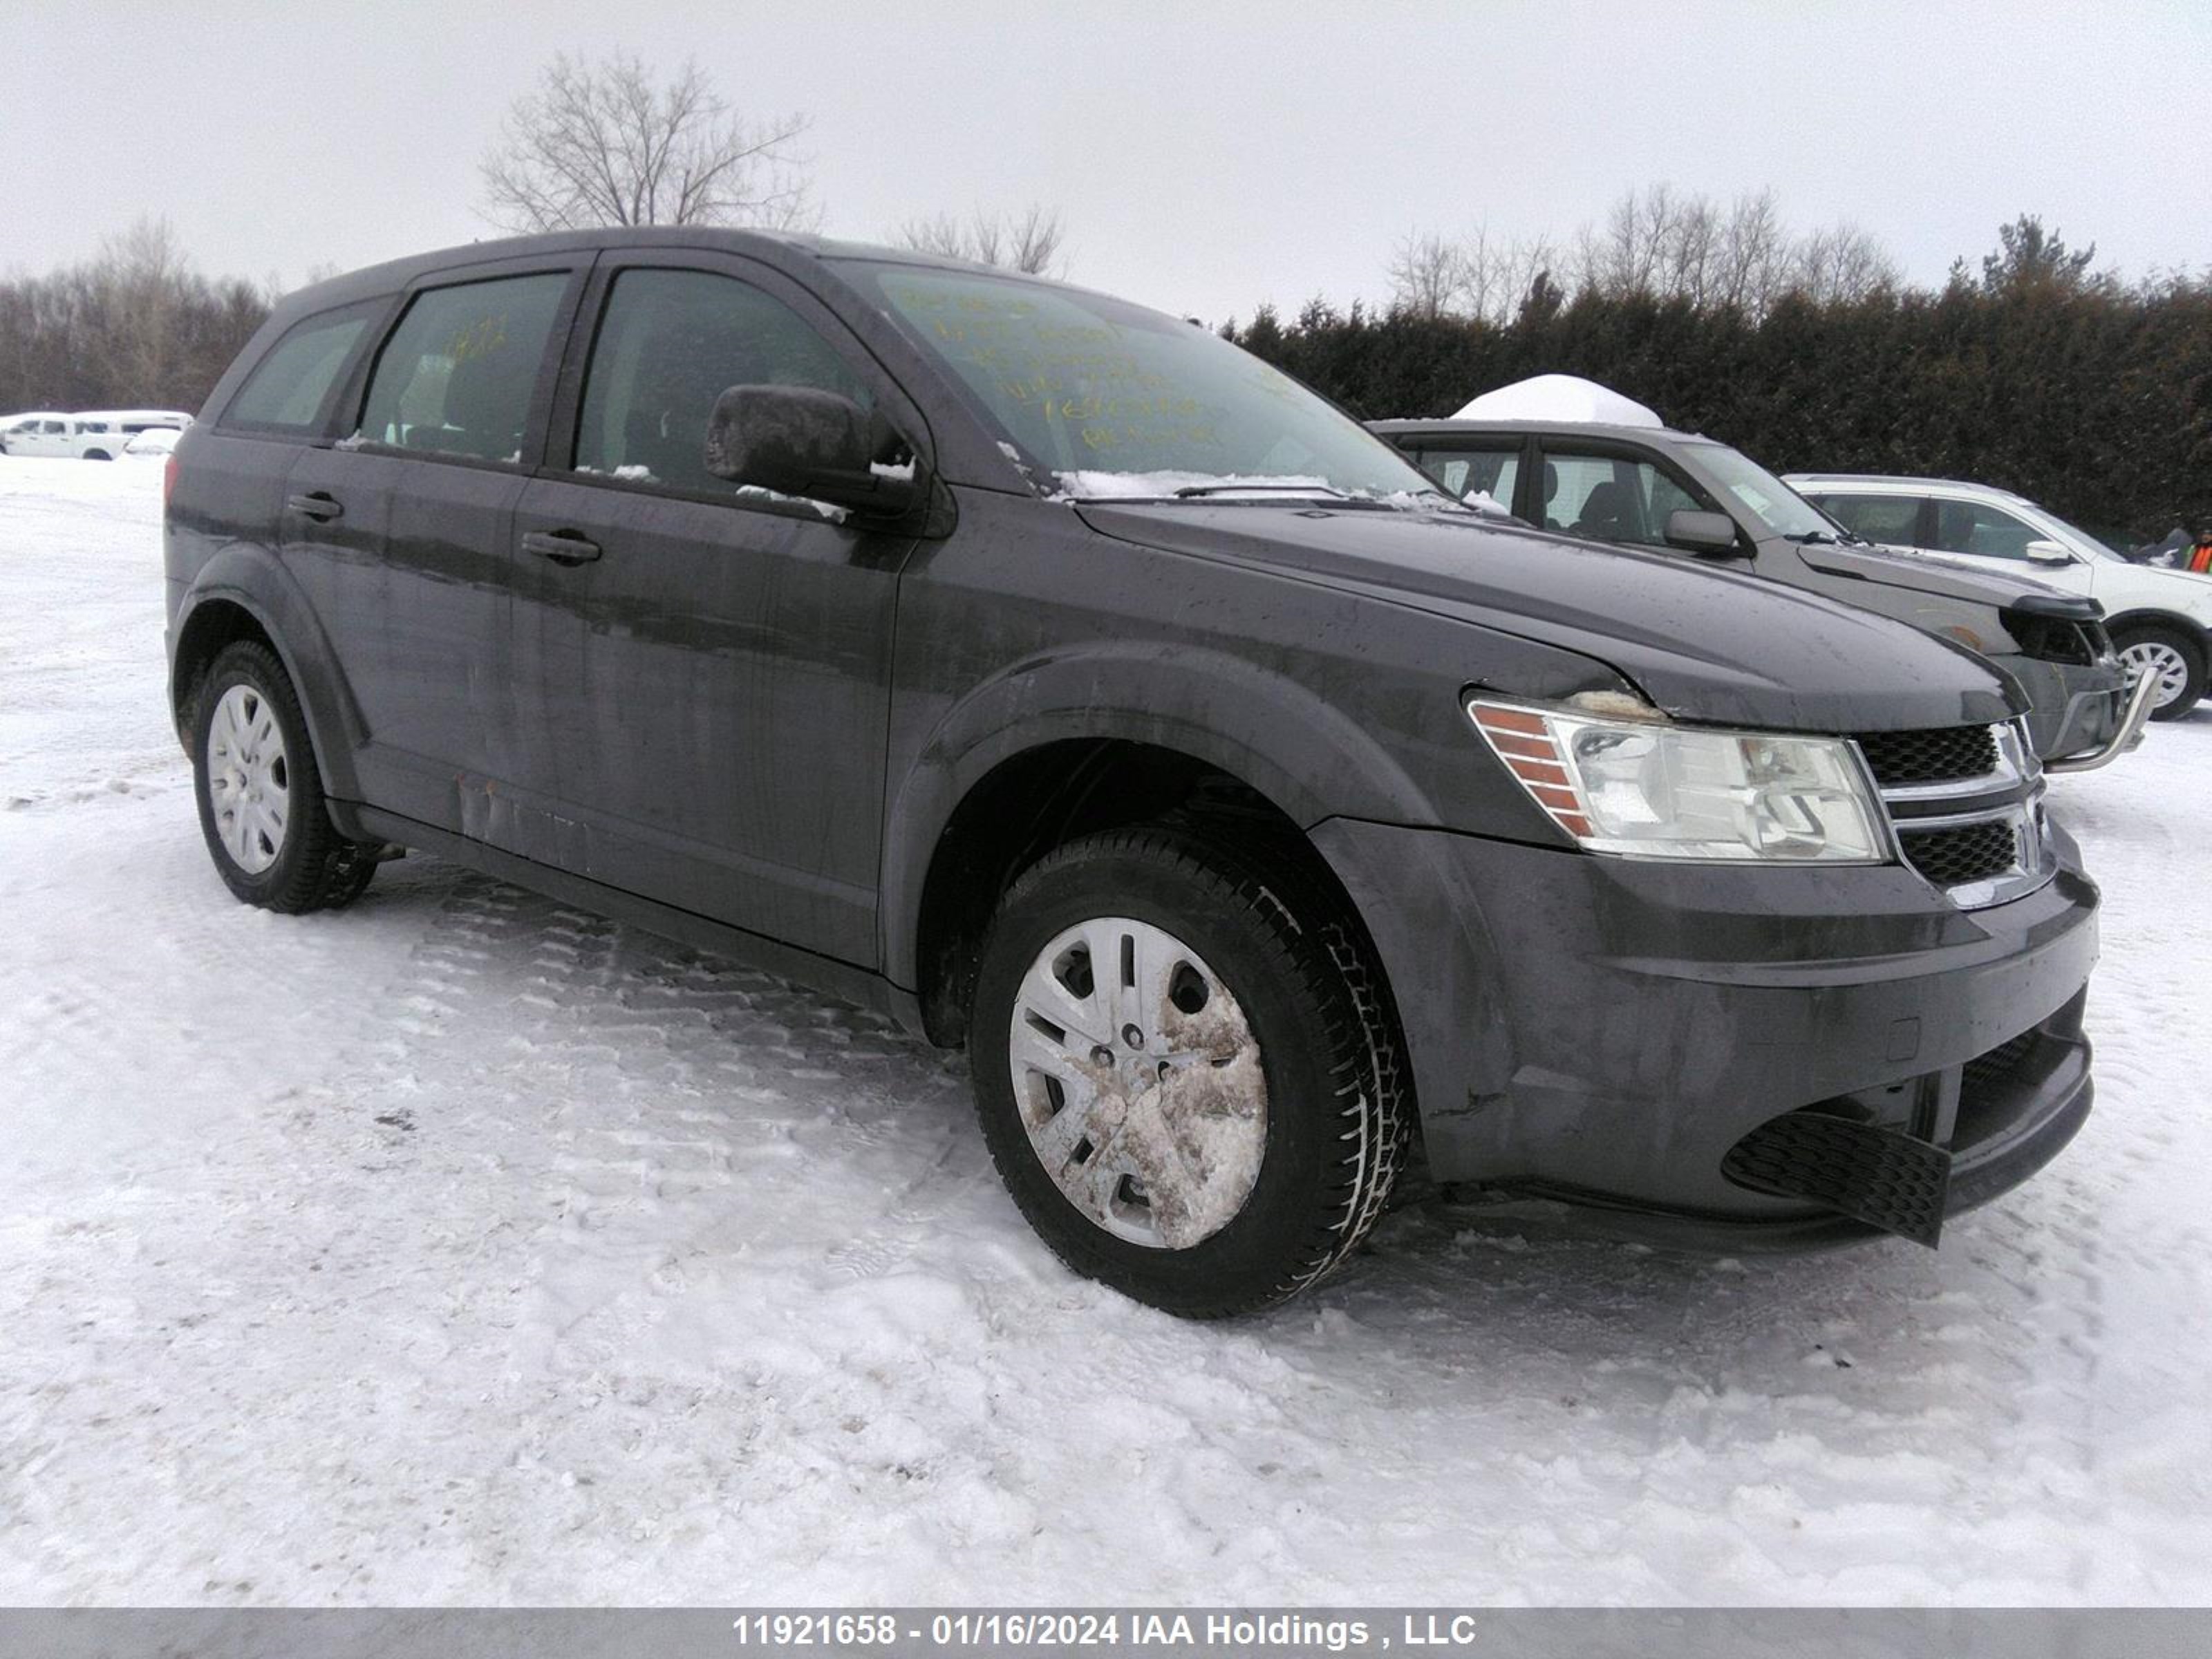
(1049, 469, 1333, 500)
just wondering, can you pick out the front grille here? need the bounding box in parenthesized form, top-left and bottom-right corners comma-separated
(1897, 820, 2019, 886)
(1721, 1111, 1951, 1246)
(1962, 1031, 2037, 1093)
(1856, 724, 2000, 786)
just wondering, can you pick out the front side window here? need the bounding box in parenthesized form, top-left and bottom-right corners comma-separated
(572, 268, 872, 497)
(1929, 498, 2041, 560)
(1685, 442, 1835, 538)
(1815, 493, 1922, 544)
(844, 261, 1437, 502)
(357, 273, 568, 462)
(225, 306, 377, 433)
(1414, 444, 1520, 513)
(1539, 451, 1708, 545)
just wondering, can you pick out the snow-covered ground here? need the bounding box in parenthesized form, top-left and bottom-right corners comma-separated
(3, 456, 2209, 1606)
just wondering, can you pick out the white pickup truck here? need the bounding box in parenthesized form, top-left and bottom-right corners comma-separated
(1, 409, 194, 460)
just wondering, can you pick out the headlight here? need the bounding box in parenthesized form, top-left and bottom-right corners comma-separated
(1468, 696, 1889, 863)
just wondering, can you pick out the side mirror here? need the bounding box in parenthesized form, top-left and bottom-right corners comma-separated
(704, 385, 920, 518)
(1664, 508, 1741, 556)
(2023, 539, 2075, 566)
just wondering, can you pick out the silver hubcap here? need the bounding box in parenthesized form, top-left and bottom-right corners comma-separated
(1008, 917, 1267, 1250)
(2119, 641, 2191, 710)
(207, 684, 290, 874)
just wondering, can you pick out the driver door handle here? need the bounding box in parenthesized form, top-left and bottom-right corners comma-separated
(285, 491, 343, 523)
(521, 529, 602, 566)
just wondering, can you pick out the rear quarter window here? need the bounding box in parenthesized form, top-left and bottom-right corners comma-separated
(221, 304, 381, 435)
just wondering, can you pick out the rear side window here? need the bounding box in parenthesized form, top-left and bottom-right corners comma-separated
(1414, 444, 1521, 513)
(571, 267, 872, 497)
(225, 306, 377, 433)
(1817, 493, 1922, 545)
(357, 273, 568, 462)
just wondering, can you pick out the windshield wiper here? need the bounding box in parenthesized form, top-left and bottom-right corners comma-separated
(1171, 482, 1348, 500)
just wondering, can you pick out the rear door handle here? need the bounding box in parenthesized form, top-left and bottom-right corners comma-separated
(521, 529, 602, 566)
(285, 491, 343, 523)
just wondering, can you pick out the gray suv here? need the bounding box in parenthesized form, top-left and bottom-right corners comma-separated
(1371, 418, 2141, 767)
(165, 230, 2099, 1314)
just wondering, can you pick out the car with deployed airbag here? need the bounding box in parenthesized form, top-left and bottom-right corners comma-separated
(1790, 471, 2212, 721)
(1371, 396, 2146, 770)
(163, 231, 2100, 1315)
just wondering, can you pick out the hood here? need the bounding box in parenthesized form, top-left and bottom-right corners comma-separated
(1791, 538, 2099, 617)
(1076, 503, 2021, 734)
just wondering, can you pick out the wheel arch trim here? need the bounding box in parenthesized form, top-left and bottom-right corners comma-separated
(879, 641, 1441, 995)
(2103, 608, 2212, 651)
(171, 543, 366, 803)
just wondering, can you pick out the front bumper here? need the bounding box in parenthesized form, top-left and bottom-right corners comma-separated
(1313, 817, 2099, 1246)
(2004, 650, 2130, 763)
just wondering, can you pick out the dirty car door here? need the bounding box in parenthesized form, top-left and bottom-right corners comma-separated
(507, 255, 919, 966)
(288, 261, 585, 836)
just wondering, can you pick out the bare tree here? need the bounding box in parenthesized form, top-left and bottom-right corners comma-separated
(478, 51, 816, 234)
(894, 205, 1069, 275)
(91, 218, 193, 402)
(1386, 231, 1470, 318)
(1790, 221, 1902, 304)
(1398, 185, 1904, 321)
(1714, 189, 1789, 315)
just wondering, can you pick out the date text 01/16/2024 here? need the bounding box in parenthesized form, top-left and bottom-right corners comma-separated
(728, 1611, 1502, 1649)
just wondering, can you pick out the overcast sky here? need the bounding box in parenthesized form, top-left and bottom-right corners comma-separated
(5, 0, 2207, 320)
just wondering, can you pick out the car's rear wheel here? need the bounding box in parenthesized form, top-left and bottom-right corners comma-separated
(83, 449, 112, 462)
(968, 825, 1406, 1317)
(192, 641, 377, 912)
(2112, 623, 2204, 720)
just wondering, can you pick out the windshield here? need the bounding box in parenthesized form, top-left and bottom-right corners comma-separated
(2031, 506, 2124, 562)
(843, 261, 1441, 503)
(1690, 442, 1838, 539)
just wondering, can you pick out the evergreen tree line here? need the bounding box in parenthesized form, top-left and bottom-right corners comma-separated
(1231, 216, 2212, 545)
(0, 221, 272, 419)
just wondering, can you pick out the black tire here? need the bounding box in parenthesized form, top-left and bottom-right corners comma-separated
(2112, 621, 2206, 720)
(191, 640, 377, 913)
(968, 825, 1407, 1318)
(83, 449, 112, 462)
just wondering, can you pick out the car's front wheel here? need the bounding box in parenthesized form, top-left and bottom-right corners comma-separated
(969, 825, 1407, 1317)
(191, 640, 378, 912)
(2112, 622, 2205, 720)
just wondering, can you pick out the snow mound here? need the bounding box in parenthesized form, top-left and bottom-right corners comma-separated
(1453, 373, 1664, 427)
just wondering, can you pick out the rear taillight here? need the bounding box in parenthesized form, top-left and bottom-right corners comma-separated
(163, 453, 179, 511)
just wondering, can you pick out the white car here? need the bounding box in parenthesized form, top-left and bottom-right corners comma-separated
(1788, 473, 2212, 720)
(121, 426, 182, 459)
(73, 409, 194, 460)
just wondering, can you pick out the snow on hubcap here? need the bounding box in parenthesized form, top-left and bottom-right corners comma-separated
(2119, 642, 2191, 709)
(1008, 917, 1267, 1250)
(208, 684, 290, 874)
